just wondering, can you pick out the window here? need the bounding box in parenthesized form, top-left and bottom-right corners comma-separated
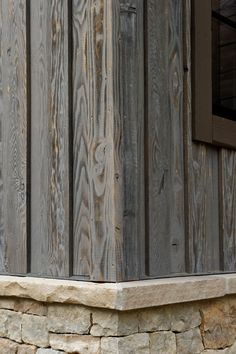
(192, 0, 236, 149)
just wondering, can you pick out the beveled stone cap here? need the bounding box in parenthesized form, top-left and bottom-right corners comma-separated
(0, 274, 235, 310)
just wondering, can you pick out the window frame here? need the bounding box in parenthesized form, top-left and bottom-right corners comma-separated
(192, 0, 236, 149)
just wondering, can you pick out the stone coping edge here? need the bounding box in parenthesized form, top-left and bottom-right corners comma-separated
(0, 274, 235, 311)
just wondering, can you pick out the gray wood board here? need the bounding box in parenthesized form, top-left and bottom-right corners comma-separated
(0, 0, 4, 271)
(30, 0, 70, 277)
(146, 0, 185, 276)
(120, 0, 145, 279)
(183, 0, 220, 273)
(220, 149, 236, 271)
(0, 0, 28, 273)
(72, 0, 123, 281)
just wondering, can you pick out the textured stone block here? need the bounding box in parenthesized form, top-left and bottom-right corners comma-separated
(0, 309, 22, 342)
(202, 350, 227, 353)
(18, 345, 37, 354)
(36, 349, 67, 354)
(176, 328, 204, 354)
(101, 333, 150, 354)
(14, 299, 47, 316)
(150, 331, 176, 354)
(138, 307, 171, 332)
(170, 303, 201, 332)
(0, 338, 18, 354)
(91, 309, 138, 336)
(22, 314, 49, 347)
(200, 299, 235, 349)
(227, 341, 236, 354)
(49, 333, 100, 353)
(48, 304, 91, 334)
(0, 298, 15, 310)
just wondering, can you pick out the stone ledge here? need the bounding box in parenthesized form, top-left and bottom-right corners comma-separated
(0, 274, 236, 310)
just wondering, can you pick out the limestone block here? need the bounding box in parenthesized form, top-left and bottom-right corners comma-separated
(0, 298, 16, 310)
(0, 338, 18, 354)
(200, 299, 236, 349)
(49, 333, 100, 354)
(91, 309, 138, 336)
(170, 303, 201, 332)
(227, 341, 236, 354)
(22, 314, 49, 347)
(0, 276, 118, 310)
(17, 345, 37, 354)
(101, 333, 150, 354)
(14, 299, 47, 316)
(37, 349, 67, 354)
(138, 307, 171, 332)
(150, 331, 176, 354)
(176, 328, 204, 354)
(48, 304, 91, 334)
(202, 350, 227, 353)
(227, 297, 236, 331)
(0, 309, 22, 342)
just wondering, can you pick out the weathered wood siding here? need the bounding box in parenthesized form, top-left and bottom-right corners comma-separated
(0, 0, 235, 281)
(0, 0, 28, 274)
(0, 0, 123, 281)
(30, 0, 70, 277)
(72, 0, 123, 281)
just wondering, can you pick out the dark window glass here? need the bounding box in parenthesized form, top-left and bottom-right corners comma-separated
(212, 0, 236, 121)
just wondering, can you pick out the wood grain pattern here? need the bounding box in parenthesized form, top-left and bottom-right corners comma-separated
(73, 0, 123, 281)
(220, 149, 236, 271)
(72, 0, 91, 277)
(0, 0, 4, 271)
(0, 0, 28, 274)
(183, 0, 220, 273)
(168, 0, 185, 274)
(146, 0, 185, 276)
(120, 0, 145, 279)
(30, 0, 70, 277)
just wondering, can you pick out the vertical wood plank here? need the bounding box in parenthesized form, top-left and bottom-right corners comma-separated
(72, 0, 91, 277)
(146, 0, 185, 276)
(183, 0, 220, 273)
(0, 0, 4, 271)
(30, 0, 70, 277)
(0, 0, 28, 273)
(120, 0, 145, 279)
(73, 0, 123, 281)
(220, 149, 236, 271)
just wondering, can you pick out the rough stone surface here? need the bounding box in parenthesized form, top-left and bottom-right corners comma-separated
(36, 349, 67, 354)
(170, 303, 201, 332)
(139, 307, 171, 332)
(14, 299, 47, 316)
(49, 334, 100, 353)
(227, 341, 236, 354)
(101, 333, 150, 354)
(22, 314, 49, 347)
(200, 299, 235, 349)
(176, 328, 204, 354)
(150, 331, 176, 354)
(0, 338, 18, 354)
(1, 278, 236, 353)
(91, 309, 138, 336)
(0, 309, 22, 342)
(203, 350, 228, 353)
(0, 298, 15, 310)
(0, 275, 229, 310)
(0, 276, 118, 309)
(17, 345, 37, 354)
(48, 304, 91, 334)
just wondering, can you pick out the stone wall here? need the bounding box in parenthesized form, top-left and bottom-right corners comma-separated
(0, 295, 236, 353)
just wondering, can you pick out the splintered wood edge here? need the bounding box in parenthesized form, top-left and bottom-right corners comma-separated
(0, 274, 235, 310)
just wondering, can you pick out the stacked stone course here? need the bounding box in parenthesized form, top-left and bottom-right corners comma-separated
(0, 296, 236, 353)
